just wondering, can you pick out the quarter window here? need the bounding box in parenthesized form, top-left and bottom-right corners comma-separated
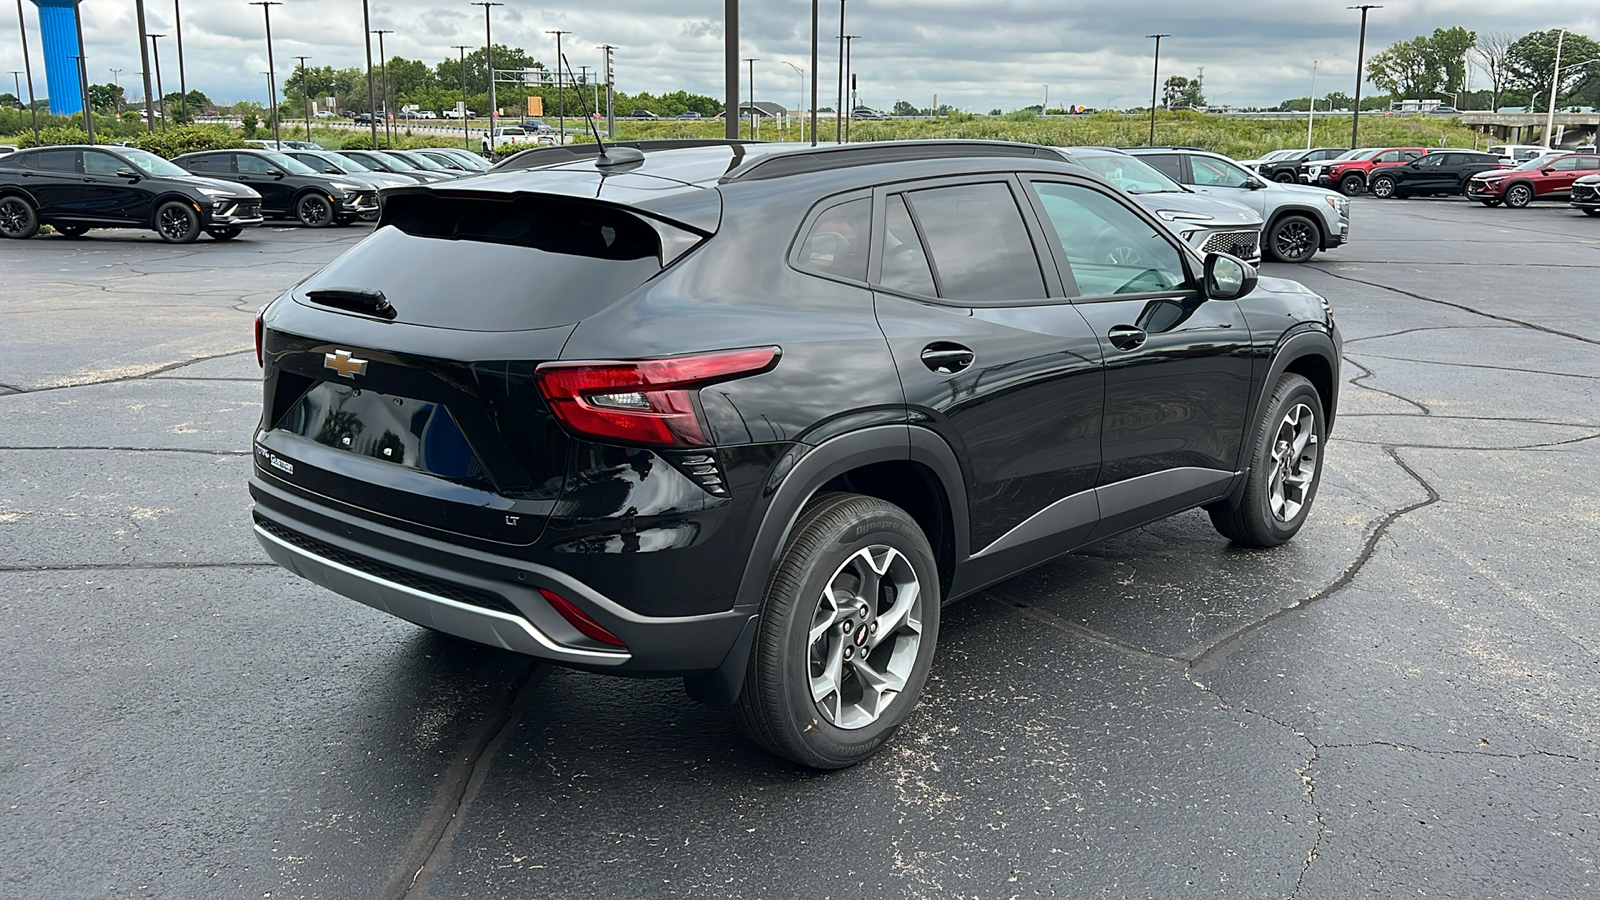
(878, 195, 936, 297)
(1030, 182, 1187, 298)
(902, 182, 1045, 302)
(795, 197, 870, 282)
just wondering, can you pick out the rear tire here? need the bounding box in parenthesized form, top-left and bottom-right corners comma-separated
(1208, 373, 1325, 547)
(155, 201, 201, 243)
(733, 493, 941, 769)
(0, 195, 39, 239)
(1274, 171, 1297, 183)
(1369, 175, 1397, 199)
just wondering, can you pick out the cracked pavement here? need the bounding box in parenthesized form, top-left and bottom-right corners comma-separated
(2, 201, 1597, 898)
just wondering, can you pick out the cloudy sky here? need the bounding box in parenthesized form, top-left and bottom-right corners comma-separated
(6, 1, 1594, 111)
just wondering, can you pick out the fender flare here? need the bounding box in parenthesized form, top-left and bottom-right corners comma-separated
(1265, 205, 1329, 247)
(1249, 327, 1340, 439)
(685, 424, 970, 707)
(0, 185, 41, 208)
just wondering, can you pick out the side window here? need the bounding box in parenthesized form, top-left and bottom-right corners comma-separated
(82, 151, 124, 176)
(903, 182, 1046, 303)
(24, 149, 77, 172)
(1416, 154, 1444, 168)
(1374, 151, 1399, 163)
(1190, 156, 1251, 187)
(187, 154, 225, 173)
(1579, 156, 1600, 172)
(795, 196, 870, 282)
(1550, 156, 1580, 172)
(1030, 181, 1188, 298)
(1140, 154, 1184, 181)
(237, 154, 273, 175)
(877, 195, 936, 297)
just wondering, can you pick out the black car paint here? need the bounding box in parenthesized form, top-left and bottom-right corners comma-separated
(251, 142, 1340, 701)
(1373, 151, 1503, 197)
(172, 149, 376, 221)
(0, 145, 262, 232)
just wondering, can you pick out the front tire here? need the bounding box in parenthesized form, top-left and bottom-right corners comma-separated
(1369, 175, 1397, 199)
(1274, 172, 1297, 183)
(733, 493, 941, 769)
(295, 193, 334, 227)
(1503, 183, 1534, 208)
(1338, 174, 1365, 196)
(1266, 214, 1321, 263)
(1208, 373, 1326, 547)
(0, 195, 39, 239)
(155, 201, 201, 243)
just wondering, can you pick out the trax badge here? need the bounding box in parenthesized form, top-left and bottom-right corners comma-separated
(324, 349, 368, 378)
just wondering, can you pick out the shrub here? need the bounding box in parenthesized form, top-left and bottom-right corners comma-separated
(133, 125, 247, 158)
(241, 114, 258, 138)
(16, 126, 89, 148)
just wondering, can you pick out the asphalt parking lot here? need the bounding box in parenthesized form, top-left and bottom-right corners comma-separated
(2, 200, 1597, 899)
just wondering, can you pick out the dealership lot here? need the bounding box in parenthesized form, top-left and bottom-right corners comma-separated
(2, 203, 1598, 898)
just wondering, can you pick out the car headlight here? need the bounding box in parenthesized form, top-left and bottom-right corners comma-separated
(1322, 195, 1347, 212)
(197, 187, 232, 197)
(1156, 209, 1215, 222)
(328, 182, 362, 192)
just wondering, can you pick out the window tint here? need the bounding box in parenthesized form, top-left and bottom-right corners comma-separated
(903, 182, 1045, 302)
(82, 151, 124, 176)
(1416, 154, 1444, 168)
(1375, 150, 1403, 163)
(237, 154, 276, 175)
(1031, 181, 1187, 298)
(24, 149, 77, 172)
(1140, 153, 1184, 181)
(1578, 156, 1600, 172)
(796, 196, 870, 281)
(878, 194, 936, 297)
(1550, 156, 1580, 171)
(1190, 156, 1251, 188)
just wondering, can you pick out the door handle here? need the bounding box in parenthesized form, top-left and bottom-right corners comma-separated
(920, 343, 975, 375)
(1107, 325, 1147, 351)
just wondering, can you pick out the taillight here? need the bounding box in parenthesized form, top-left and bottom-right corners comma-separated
(539, 588, 626, 647)
(254, 313, 264, 367)
(535, 347, 780, 448)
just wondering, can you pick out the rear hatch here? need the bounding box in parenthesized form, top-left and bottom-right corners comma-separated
(255, 188, 708, 545)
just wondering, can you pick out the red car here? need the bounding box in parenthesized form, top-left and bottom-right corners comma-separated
(1466, 152, 1600, 208)
(1313, 147, 1427, 196)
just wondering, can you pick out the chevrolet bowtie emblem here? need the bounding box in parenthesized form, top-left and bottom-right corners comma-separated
(324, 350, 369, 379)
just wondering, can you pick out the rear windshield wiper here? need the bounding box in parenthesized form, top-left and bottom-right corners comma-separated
(304, 287, 396, 320)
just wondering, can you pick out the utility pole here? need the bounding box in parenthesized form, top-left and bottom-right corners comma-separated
(12, 0, 38, 142)
(361, 0, 377, 148)
(147, 34, 165, 134)
(173, 0, 187, 123)
(1348, 4, 1381, 149)
(453, 44, 470, 150)
(134, 0, 154, 133)
(835, 0, 845, 142)
(69, 0, 91, 142)
(109, 67, 122, 114)
(783, 60, 805, 143)
(600, 44, 615, 138)
(547, 30, 569, 142)
(744, 57, 757, 139)
(249, 1, 283, 147)
(1307, 53, 1336, 149)
(294, 55, 310, 141)
(473, 2, 503, 137)
(809, 0, 818, 145)
(1147, 33, 1170, 146)
(1544, 28, 1565, 148)
(724, 0, 738, 139)
(843, 35, 858, 142)
(372, 29, 392, 147)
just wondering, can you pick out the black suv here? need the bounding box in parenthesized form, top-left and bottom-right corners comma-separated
(0, 144, 263, 242)
(251, 140, 1341, 768)
(173, 149, 379, 227)
(1256, 147, 1346, 183)
(1368, 150, 1505, 199)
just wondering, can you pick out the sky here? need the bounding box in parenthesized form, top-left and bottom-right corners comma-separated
(3, 1, 1594, 111)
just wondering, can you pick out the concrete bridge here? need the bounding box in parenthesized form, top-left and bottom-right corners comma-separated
(1459, 111, 1599, 147)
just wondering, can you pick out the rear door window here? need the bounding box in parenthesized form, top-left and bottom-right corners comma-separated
(24, 149, 77, 172)
(902, 182, 1046, 303)
(1140, 154, 1185, 181)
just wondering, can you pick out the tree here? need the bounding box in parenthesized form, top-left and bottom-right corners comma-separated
(87, 82, 124, 114)
(1367, 37, 1440, 98)
(1425, 26, 1477, 95)
(892, 99, 918, 116)
(1162, 75, 1204, 108)
(1506, 29, 1600, 113)
(1474, 31, 1516, 110)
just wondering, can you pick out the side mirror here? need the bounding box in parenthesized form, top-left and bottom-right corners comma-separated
(1204, 252, 1257, 301)
(1541, 167, 1554, 175)
(323, 166, 339, 174)
(269, 168, 285, 179)
(114, 168, 139, 180)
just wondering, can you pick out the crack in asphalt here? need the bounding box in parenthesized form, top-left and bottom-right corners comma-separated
(0, 445, 251, 456)
(387, 662, 550, 900)
(0, 348, 254, 395)
(0, 561, 276, 572)
(1306, 265, 1600, 347)
(1345, 350, 1600, 382)
(1341, 324, 1522, 345)
(1344, 357, 1431, 415)
(1318, 740, 1598, 765)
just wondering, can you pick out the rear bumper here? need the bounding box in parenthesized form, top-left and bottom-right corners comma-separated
(250, 476, 752, 675)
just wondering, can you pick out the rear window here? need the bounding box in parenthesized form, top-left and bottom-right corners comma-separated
(297, 194, 667, 331)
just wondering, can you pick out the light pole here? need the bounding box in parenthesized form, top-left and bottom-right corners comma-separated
(147, 34, 166, 134)
(724, 0, 738, 139)
(783, 60, 805, 142)
(452, 44, 470, 150)
(294, 55, 310, 141)
(12, 0, 39, 142)
(743, 57, 757, 139)
(600, 44, 615, 138)
(1545, 54, 1600, 148)
(360, 0, 377, 148)
(835, 0, 845, 142)
(134, 0, 154, 133)
(249, 1, 283, 147)
(809, 0, 818, 145)
(1348, 4, 1381, 149)
(547, 30, 569, 142)
(173, 0, 187, 123)
(1307, 53, 1336, 149)
(843, 35, 858, 142)
(1147, 33, 1170, 146)
(371, 29, 392, 147)
(109, 67, 121, 113)
(472, 2, 503, 134)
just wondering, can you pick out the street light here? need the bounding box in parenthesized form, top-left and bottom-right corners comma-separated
(782, 60, 805, 142)
(371, 29, 392, 148)
(12, 0, 39, 142)
(1307, 53, 1337, 149)
(744, 57, 758, 140)
(109, 67, 122, 114)
(600, 44, 616, 138)
(452, 44, 470, 150)
(809, 0, 818, 145)
(134, 0, 154, 133)
(294, 55, 310, 141)
(147, 34, 166, 134)
(72, 0, 92, 143)
(249, 1, 283, 147)
(1543, 30, 1599, 149)
(471, 2, 503, 136)
(1146, 33, 1170, 146)
(842, 35, 858, 142)
(547, 30, 570, 143)
(835, 0, 845, 143)
(360, 0, 377, 148)
(173, 0, 187, 123)
(1348, 5, 1381, 149)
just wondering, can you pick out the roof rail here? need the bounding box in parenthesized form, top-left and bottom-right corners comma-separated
(490, 139, 761, 172)
(720, 140, 1064, 183)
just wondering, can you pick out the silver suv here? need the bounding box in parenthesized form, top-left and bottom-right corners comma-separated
(1126, 148, 1349, 263)
(1060, 147, 1263, 264)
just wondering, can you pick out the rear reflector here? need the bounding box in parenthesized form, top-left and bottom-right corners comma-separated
(535, 347, 780, 448)
(539, 588, 627, 647)
(254, 313, 264, 367)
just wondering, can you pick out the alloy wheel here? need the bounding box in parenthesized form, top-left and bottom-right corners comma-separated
(1371, 177, 1396, 199)
(158, 205, 193, 241)
(0, 198, 32, 236)
(1268, 402, 1319, 523)
(1506, 184, 1533, 208)
(808, 544, 923, 730)
(1273, 219, 1315, 261)
(298, 195, 331, 226)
